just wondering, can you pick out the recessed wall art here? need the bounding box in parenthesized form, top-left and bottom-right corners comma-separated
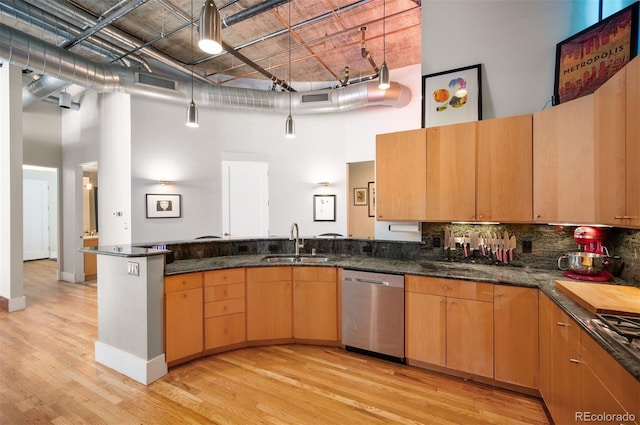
(422, 64, 482, 128)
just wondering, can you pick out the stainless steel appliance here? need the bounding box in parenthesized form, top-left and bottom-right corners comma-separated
(590, 314, 640, 362)
(341, 269, 405, 363)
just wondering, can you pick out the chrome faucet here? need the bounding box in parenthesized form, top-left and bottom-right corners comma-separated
(290, 222, 304, 256)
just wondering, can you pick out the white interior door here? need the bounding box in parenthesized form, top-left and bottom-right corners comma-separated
(222, 161, 269, 238)
(23, 179, 50, 260)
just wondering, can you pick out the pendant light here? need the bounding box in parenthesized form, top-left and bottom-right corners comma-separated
(378, 0, 390, 90)
(285, 0, 295, 139)
(186, 0, 199, 128)
(199, 0, 222, 54)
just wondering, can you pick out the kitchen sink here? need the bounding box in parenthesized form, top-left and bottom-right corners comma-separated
(261, 255, 329, 263)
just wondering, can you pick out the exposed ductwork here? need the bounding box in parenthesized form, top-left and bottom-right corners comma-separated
(0, 23, 411, 113)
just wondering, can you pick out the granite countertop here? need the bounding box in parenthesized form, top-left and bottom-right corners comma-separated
(165, 253, 639, 382)
(80, 244, 169, 257)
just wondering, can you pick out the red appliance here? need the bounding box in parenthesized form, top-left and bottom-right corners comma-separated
(564, 227, 612, 282)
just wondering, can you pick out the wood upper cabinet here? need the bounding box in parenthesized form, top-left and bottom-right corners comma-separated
(625, 56, 640, 228)
(425, 122, 476, 222)
(476, 115, 533, 222)
(164, 272, 204, 365)
(375, 129, 427, 221)
(292, 267, 338, 342)
(494, 286, 538, 389)
(246, 267, 292, 342)
(533, 95, 596, 224)
(595, 66, 626, 226)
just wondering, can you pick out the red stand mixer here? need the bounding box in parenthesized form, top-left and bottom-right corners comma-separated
(557, 227, 613, 282)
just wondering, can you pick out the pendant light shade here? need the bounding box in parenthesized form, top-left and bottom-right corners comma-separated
(199, 0, 222, 54)
(285, 114, 295, 139)
(186, 100, 199, 127)
(378, 61, 390, 90)
(378, 0, 390, 90)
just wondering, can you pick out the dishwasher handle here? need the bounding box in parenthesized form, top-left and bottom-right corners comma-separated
(344, 277, 390, 286)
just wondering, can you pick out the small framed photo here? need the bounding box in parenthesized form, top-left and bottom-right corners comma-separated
(354, 187, 367, 206)
(367, 181, 376, 218)
(313, 194, 336, 222)
(422, 64, 482, 128)
(146, 194, 181, 218)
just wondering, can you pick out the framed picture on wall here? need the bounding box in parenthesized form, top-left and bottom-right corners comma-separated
(146, 194, 181, 218)
(422, 64, 482, 128)
(367, 181, 375, 217)
(553, 2, 638, 105)
(313, 194, 336, 222)
(354, 188, 367, 206)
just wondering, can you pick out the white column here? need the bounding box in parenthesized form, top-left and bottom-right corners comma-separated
(0, 63, 26, 311)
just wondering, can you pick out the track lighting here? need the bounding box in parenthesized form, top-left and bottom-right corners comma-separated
(199, 0, 222, 54)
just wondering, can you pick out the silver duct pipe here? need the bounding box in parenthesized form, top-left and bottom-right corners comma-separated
(1, 23, 411, 113)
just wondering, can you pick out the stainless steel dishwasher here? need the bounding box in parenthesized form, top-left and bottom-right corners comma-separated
(342, 269, 405, 363)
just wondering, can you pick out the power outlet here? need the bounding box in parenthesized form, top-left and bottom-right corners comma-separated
(127, 261, 140, 276)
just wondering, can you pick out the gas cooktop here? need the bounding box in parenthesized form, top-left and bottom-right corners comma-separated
(590, 314, 640, 362)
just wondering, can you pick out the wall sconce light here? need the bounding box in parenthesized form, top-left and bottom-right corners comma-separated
(84, 183, 93, 189)
(158, 180, 172, 186)
(317, 182, 330, 187)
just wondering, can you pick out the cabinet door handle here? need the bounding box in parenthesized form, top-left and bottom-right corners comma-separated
(556, 322, 570, 327)
(569, 358, 581, 364)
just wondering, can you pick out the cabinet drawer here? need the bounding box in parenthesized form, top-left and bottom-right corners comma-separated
(205, 313, 246, 349)
(205, 297, 245, 318)
(293, 266, 336, 282)
(405, 275, 493, 302)
(165, 272, 203, 293)
(204, 283, 245, 302)
(246, 266, 291, 282)
(405, 275, 452, 296)
(204, 268, 245, 286)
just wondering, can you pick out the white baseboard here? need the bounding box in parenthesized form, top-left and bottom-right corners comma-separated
(95, 341, 167, 385)
(60, 271, 77, 283)
(8, 296, 26, 312)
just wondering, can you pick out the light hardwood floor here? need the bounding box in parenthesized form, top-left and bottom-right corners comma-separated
(0, 260, 551, 424)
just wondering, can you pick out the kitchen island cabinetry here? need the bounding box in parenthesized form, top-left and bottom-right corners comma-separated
(292, 267, 339, 343)
(203, 268, 246, 352)
(476, 114, 533, 222)
(405, 276, 494, 378)
(494, 286, 538, 389)
(164, 272, 204, 366)
(533, 94, 596, 224)
(425, 122, 476, 222)
(246, 267, 293, 343)
(375, 129, 427, 221)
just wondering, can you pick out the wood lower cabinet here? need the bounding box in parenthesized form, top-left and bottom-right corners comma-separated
(164, 272, 204, 365)
(292, 267, 338, 342)
(83, 237, 98, 280)
(203, 268, 246, 351)
(540, 293, 640, 424)
(375, 129, 427, 221)
(494, 286, 538, 389)
(405, 276, 494, 378)
(246, 267, 292, 342)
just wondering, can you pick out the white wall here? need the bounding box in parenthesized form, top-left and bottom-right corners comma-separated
(422, 0, 598, 119)
(129, 63, 423, 243)
(23, 102, 62, 167)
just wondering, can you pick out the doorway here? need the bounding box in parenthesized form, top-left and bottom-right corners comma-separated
(23, 165, 58, 261)
(347, 161, 375, 239)
(221, 161, 269, 238)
